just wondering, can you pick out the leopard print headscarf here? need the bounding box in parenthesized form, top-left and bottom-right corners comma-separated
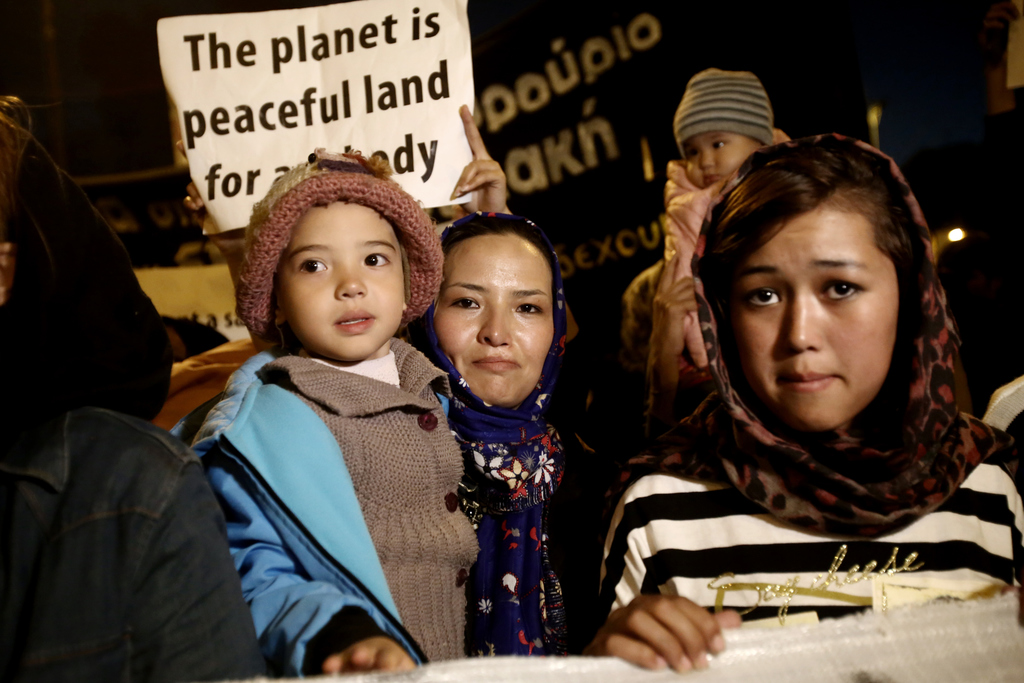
(617, 134, 1014, 536)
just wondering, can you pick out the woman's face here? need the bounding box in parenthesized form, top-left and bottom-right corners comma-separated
(729, 206, 900, 432)
(434, 233, 554, 409)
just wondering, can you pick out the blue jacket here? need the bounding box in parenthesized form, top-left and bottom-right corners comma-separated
(181, 351, 429, 676)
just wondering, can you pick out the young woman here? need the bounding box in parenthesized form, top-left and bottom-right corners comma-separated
(589, 135, 1022, 672)
(421, 212, 571, 656)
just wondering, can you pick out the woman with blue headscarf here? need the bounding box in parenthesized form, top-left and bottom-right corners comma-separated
(421, 212, 570, 657)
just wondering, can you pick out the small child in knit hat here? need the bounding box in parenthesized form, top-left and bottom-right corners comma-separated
(197, 150, 480, 676)
(672, 68, 775, 190)
(620, 68, 783, 432)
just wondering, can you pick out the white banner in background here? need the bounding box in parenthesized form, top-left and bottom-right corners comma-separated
(1007, 0, 1024, 88)
(158, 0, 473, 233)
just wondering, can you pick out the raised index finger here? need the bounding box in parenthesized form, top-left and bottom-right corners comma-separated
(460, 104, 492, 161)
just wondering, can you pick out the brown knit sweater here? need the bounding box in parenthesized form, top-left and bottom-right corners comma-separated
(261, 340, 479, 661)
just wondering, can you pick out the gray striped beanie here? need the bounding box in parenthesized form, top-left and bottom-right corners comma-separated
(673, 69, 774, 154)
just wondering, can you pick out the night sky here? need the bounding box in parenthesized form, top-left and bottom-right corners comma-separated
(471, 0, 996, 166)
(849, 0, 990, 165)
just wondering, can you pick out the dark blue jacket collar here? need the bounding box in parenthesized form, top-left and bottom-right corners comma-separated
(0, 413, 68, 492)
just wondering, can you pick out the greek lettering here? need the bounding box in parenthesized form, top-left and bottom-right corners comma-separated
(578, 114, 620, 168)
(637, 218, 661, 249)
(542, 129, 585, 184)
(476, 13, 661, 130)
(481, 83, 517, 133)
(615, 228, 638, 258)
(515, 72, 551, 113)
(505, 144, 549, 195)
(593, 234, 617, 265)
(627, 13, 662, 51)
(610, 25, 632, 61)
(573, 243, 594, 270)
(545, 38, 580, 95)
(580, 36, 615, 84)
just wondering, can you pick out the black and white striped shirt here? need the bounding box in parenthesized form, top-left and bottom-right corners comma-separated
(599, 463, 1023, 624)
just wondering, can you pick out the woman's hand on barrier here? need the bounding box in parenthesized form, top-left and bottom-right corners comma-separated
(452, 104, 509, 218)
(584, 594, 741, 672)
(321, 636, 416, 675)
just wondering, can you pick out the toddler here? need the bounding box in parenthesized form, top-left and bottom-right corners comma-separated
(620, 68, 783, 429)
(187, 150, 479, 676)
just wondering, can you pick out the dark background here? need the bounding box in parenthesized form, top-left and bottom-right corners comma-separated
(0, 0, 1001, 353)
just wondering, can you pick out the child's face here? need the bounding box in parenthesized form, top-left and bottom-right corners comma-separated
(275, 202, 406, 365)
(682, 131, 763, 189)
(729, 206, 900, 433)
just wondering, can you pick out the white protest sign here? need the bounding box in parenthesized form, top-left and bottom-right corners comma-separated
(158, 0, 472, 233)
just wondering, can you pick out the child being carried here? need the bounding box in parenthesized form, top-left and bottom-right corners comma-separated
(190, 150, 479, 676)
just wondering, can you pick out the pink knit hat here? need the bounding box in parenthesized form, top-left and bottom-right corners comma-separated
(236, 150, 442, 341)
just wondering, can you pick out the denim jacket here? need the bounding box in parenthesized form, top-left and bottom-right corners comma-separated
(0, 408, 266, 682)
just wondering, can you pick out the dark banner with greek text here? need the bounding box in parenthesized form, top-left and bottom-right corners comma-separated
(469, 0, 867, 351)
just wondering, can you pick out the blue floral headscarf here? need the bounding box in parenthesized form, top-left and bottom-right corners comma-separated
(422, 212, 569, 657)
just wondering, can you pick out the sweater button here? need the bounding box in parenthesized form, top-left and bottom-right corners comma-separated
(445, 492, 458, 513)
(456, 568, 469, 587)
(418, 412, 438, 431)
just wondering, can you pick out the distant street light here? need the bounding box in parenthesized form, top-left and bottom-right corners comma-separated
(867, 102, 884, 150)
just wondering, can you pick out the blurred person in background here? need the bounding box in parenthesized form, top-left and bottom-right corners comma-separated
(0, 96, 264, 682)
